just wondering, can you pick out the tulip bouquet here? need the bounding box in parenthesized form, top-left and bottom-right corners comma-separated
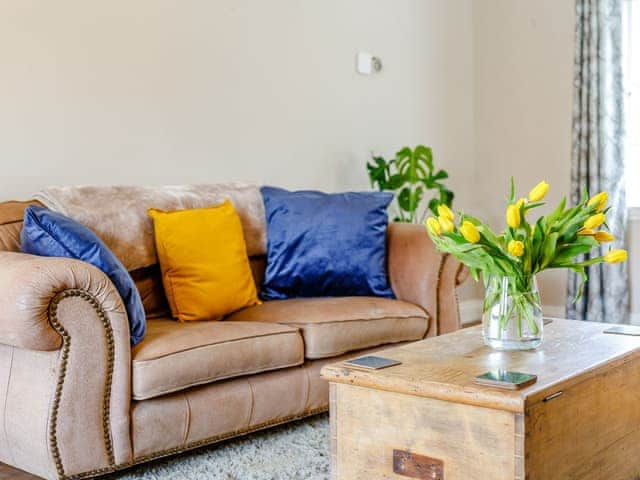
(425, 179, 627, 350)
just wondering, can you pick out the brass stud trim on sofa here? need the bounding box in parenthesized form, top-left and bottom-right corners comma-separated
(46, 288, 328, 480)
(47, 289, 116, 480)
(63, 407, 328, 480)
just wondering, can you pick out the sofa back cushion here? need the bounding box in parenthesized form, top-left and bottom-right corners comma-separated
(0, 200, 41, 252)
(0, 199, 171, 320)
(33, 184, 267, 318)
(34, 184, 267, 271)
(0, 184, 268, 319)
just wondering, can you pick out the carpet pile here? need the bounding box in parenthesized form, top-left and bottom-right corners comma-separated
(110, 414, 330, 480)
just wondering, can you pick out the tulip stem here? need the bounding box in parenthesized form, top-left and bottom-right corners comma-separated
(490, 276, 541, 339)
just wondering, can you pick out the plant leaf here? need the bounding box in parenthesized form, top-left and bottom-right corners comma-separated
(540, 232, 559, 268)
(509, 177, 516, 203)
(432, 169, 448, 181)
(398, 187, 412, 212)
(386, 174, 405, 190)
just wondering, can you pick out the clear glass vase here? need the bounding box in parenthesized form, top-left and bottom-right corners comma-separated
(482, 275, 543, 350)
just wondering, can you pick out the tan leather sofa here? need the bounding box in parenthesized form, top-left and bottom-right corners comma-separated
(0, 198, 466, 480)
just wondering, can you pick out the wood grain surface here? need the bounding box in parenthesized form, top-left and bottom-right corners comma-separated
(325, 318, 640, 480)
(322, 318, 640, 412)
(331, 383, 518, 480)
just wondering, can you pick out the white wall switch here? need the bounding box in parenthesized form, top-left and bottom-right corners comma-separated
(357, 52, 382, 75)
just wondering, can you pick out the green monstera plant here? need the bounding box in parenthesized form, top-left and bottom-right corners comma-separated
(367, 145, 454, 223)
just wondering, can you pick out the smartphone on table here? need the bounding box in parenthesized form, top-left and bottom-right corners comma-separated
(474, 370, 537, 390)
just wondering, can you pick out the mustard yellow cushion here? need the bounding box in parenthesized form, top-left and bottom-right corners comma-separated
(148, 201, 260, 321)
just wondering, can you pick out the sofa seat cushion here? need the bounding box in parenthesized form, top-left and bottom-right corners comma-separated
(226, 297, 429, 359)
(131, 319, 304, 400)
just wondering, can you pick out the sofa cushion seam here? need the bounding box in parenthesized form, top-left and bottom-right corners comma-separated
(305, 335, 425, 359)
(280, 314, 428, 326)
(132, 359, 305, 400)
(132, 330, 301, 363)
(181, 392, 191, 446)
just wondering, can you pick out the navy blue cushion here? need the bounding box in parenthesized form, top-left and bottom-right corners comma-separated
(260, 186, 394, 300)
(21, 206, 146, 346)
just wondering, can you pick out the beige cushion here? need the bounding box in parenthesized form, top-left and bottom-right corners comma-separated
(226, 297, 429, 359)
(131, 319, 304, 400)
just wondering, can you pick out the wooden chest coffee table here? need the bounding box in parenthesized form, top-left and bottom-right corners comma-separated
(321, 319, 640, 480)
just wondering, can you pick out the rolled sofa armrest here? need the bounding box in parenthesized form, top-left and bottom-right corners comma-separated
(387, 223, 467, 337)
(436, 253, 468, 336)
(0, 252, 132, 479)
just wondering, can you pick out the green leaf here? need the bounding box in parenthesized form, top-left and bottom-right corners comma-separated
(409, 187, 424, 221)
(531, 219, 544, 270)
(368, 145, 453, 225)
(422, 178, 435, 189)
(545, 196, 567, 228)
(476, 224, 502, 246)
(566, 265, 587, 302)
(439, 188, 454, 207)
(395, 147, 412, 177)
(523, 201, 545, 211)
(580, 186, 589, 205)
(398, 187, 412, 212)
(414, 145, 434, 172)
(573, 255, 606, 268)
(471, 268, 480, 282)
(427, 198, 440, 216)
(540, 232, 559, 268)
(509, 177, 516, 203)
(386, 174, 405, 190)
(366, 155, 391, 190)
(432, 169, 448, 181)
(551, 240, 598, 265)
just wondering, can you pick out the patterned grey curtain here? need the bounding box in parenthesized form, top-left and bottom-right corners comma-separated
(567, 0, 628, 323)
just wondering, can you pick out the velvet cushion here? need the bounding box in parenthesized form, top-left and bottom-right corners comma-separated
(260, 186, 394, 299)
(20, 206, 146, 345)
(148, 201, 260, 322)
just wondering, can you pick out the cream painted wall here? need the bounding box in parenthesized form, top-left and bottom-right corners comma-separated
(470, 0, 576, 311)
(0, 0, 581, 313)
(0, 0, 475, 207)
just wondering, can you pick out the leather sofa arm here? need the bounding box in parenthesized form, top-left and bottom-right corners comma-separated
(436, 253, 467, 336)
(0, 252, 132, 478)
(0, 252, 124, 350)
(387, 223, 467, 337)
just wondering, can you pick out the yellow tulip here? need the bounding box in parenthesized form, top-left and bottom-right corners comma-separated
(460, 221, 480, 243)
(438, 216, 455, 233)
(507, 240, 525, 257)
(604, 249, 628, 264)
(528, 181, 550, 202)
(425, 217, 442, 236)
(577, 228, 595, 236)
(437, 204, 454, 221)
(516, 197, 526, 209)
(506, 204, 521, 229)
(587, 191, 608, 212)
(584, 213, 606, 230)
(594, 231, 615, 243)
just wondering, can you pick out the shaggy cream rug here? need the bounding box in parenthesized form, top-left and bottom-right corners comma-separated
(110, 414, 330, 480)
